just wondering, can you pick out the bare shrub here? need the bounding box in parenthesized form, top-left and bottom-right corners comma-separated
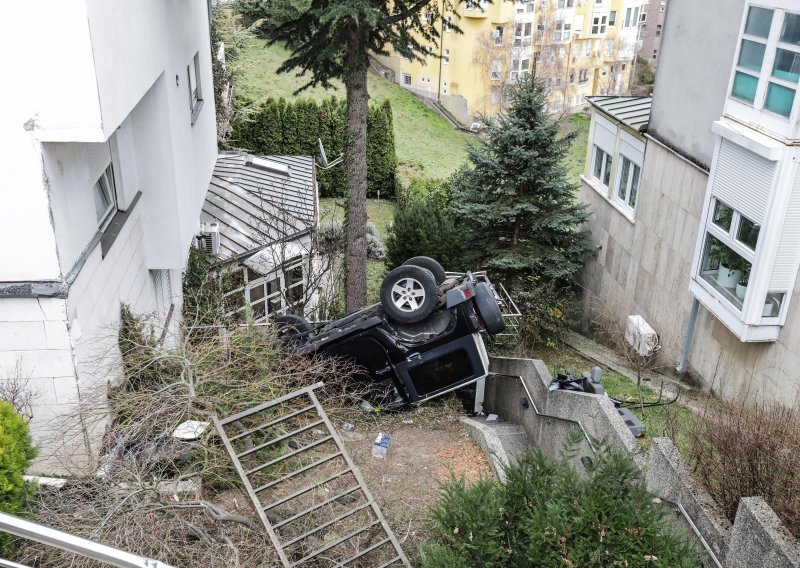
(687, 399, 800, 537)
(0, 360, 36, 421)
(13, 305, 368, 566)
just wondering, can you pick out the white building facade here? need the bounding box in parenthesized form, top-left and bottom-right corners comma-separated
(0, 0, 218, 473)
(579, 0, 800, 403)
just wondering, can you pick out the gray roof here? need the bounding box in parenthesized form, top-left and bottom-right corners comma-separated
(201, 152, 317, 261)
(587, 96, 652, 133)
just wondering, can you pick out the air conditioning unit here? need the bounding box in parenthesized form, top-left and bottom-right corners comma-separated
(197, 222, 220, 256)
(625, 315, 658, 357)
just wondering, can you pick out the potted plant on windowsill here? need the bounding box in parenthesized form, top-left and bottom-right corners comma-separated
(736, 270, 749, 300)
(713, 244, 748, 289)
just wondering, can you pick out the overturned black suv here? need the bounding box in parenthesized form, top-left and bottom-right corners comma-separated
(276, 257, 516, 411)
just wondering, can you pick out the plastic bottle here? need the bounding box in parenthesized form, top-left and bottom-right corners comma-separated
(371, 433, 392, 459)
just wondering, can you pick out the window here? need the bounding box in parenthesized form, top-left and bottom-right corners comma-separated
(494, 25, 504, 46)
(579, 68, 589, 83)
(624, 7, 632, 27)
(605, 39, 614, 56)
(591, 146, 613, 187)
(514, 22, 533, 47)
(697, 199, 762, 312)
(516, 0, 534, 13)
(557, 0, 575, 7)
(443, 49, 450, 64)
(93, 164, 116, 230)
(730, 6, 800, 118)
(443, 80, 448, 94)
(609, 10, 617, 26)
(510, 58, 530, 82)
(187, 51, 203, 124)
(591, 15, 607, 35)
(615, 156, 640, 210)
(445, 15, 453, 31)
(640, 12, 646, 23)
(223, 257, 307, 322)
(633, 7, 640, 26)
(402, 73, 411, 85)
(491, 59, 502, 81)
(656, 24, 662, 36)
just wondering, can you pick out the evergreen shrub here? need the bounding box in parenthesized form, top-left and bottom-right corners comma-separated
(230, 96, 396, 198)
(420, 447, 699, 567)
(0, 402, 37, 554)
(386, 178, 471, 271)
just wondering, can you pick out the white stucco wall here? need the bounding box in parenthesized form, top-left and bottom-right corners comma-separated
(1, 0, 217, 473)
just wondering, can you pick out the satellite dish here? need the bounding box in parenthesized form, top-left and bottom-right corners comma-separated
(317, 138, 344, 170)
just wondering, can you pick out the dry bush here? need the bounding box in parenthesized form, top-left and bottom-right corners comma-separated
(13, 306, 373, 567)
(687, 399, 800, 537)
(0, 360, 36, 421)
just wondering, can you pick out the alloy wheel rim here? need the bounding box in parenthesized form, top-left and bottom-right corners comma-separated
(390, 278, 426, 312)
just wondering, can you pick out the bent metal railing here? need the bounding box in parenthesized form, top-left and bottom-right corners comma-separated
(213, 383, 410, 567)
(0, 511, 174, 568)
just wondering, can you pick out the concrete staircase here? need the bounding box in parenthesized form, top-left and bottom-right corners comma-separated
(460, 417, 531, 482)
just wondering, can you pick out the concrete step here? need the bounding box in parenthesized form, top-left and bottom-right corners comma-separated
(460, 417, 531, 482)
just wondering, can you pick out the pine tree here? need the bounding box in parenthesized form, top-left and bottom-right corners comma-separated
(455, 75, 592, 286)
(269, 0, 464, 311)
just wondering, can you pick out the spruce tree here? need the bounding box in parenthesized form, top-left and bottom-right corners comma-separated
(455, 75, 592, 286)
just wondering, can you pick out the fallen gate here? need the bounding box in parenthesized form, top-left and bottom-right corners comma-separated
(213, 383, 410, 567)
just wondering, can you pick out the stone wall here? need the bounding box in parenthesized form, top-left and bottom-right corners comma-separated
(484, 356, 800, 566)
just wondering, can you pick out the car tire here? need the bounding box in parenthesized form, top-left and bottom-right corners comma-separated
(274, 314, 312, 339)
(380, 265, 438, 324)
(403, 256, 447, 285)
(474, 282, 505, 335)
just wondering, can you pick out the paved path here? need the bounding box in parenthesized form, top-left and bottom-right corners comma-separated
(562, 330, 695, 400)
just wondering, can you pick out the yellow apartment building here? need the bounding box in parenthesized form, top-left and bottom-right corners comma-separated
(372, 0, 645, 124)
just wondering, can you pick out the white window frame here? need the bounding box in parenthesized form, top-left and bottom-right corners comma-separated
(514, 22, 533, 47)
(223, 257, 308, 322)
(494, 25, 504, 46)
(590, 145, 613, 188)
(93, 164, 117, 231)
(188, 51, 203, 125)
(510, 57, 530, 82)
(614, 155, 641, 212)
(591, 15, 608, 35)
(727, 3, 800, 127)
(609, 10, 617, 26)
(443, 48, 450, 64)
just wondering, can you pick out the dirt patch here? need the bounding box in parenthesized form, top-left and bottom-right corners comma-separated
(334, 396, 494, 562)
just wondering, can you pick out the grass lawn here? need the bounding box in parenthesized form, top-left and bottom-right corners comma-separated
(560, 112, 591, 187)
(237, 37, 475, 183)
(520, 344, 693, 450)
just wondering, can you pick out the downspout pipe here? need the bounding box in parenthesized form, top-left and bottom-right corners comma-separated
(676, 298, 700, 375)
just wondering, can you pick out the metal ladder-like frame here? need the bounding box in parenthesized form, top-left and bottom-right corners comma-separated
(213, 383, 410, 567)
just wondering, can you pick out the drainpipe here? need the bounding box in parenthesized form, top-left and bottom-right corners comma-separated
(676, 298, 699, 375)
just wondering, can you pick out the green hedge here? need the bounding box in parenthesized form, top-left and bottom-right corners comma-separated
(420, 445, 700, 567)
(0, 401, 37, 555)
(230, 97, 397, 198)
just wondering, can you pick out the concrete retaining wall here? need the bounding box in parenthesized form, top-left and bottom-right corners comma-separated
(484, 356, 800, 566)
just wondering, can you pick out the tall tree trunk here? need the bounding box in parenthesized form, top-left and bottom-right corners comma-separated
(344, 30, 370, 312)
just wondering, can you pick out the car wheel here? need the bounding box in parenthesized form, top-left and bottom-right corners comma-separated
(380, 265, 438, 324)
(474, 282, 505, 335)
(274, 314, 312, 339)
(403, 256, 447, 285)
